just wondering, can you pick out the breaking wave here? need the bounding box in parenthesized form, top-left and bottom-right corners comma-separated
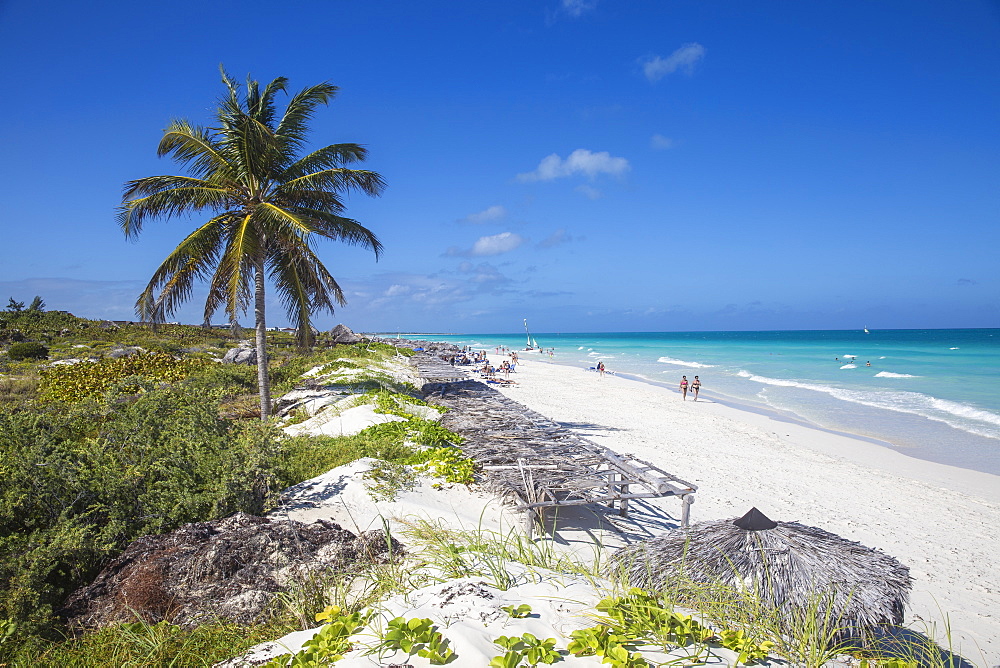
(657, 356, 714, 368)
(735, 370, 1000, 439)
(875, 371, 919, 378)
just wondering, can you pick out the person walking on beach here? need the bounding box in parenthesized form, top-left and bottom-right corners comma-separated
(691, 376, 701, 401)
(597, 361, 606, 378)
(680, 375, 689, 400)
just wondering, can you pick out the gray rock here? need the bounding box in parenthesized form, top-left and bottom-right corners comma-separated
(222, 345, 257, 365)
(330, 324, 362, 344)
(108, 346, 144, 359)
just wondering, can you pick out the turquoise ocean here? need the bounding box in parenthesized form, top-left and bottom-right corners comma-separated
(399, 329, 1000, 477)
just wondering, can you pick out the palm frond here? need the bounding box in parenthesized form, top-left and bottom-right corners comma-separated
(282, 143, 369, 181)
(134, 216, 229, 320)
(256, 202, 315, 238)
(275, 189, 347, 213)
(254, 76, 288, 129)
(202, 260, 248, 326)
(268, 240, 345, 347)
(275, 83, 339, 155)
(296, 209, 383, 258)
(271, 253, 315, 349)
(279, 166, 386, 199)
(118, 178, 232, 238)
(157, 121, 229, 179)
(220, 213, 263, 315)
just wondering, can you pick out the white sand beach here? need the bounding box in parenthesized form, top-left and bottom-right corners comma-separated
(232, 350, 1000, 667)
(494, 356, 1000, 664)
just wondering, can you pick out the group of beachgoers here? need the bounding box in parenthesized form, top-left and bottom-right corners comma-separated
(448, 349, 487, 366)
(495, 344, 554, 358)
(450, 347, 520, 385)
(679, 375, 702, 400)
(835, 356, 873, 367)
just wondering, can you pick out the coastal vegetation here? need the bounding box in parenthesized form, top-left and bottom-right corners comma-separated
(0, 307, 966, 666)
(118, 68, 385, 419)
(0, 309, 452, 665)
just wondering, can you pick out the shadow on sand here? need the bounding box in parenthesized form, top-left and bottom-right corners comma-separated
(556, 420, 626, 433)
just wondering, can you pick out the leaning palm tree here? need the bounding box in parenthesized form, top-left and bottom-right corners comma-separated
(119, 68, 385, 419)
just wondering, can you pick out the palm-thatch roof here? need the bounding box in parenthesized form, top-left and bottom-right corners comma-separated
(609, 507, 912, 639)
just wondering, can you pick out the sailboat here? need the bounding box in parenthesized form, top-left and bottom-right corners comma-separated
(523, 319, 535, 350)
(864, 326, 870, 334)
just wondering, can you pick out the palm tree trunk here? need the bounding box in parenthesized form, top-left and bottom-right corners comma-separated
(253, 257, 272, 420)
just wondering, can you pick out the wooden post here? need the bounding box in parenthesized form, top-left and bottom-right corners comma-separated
(524, 508, 535, 539)
(681, 494, 694, 527)
(619, 483, 629, 517)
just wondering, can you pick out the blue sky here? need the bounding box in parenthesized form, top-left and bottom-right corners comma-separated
(1, 0, 998, 333)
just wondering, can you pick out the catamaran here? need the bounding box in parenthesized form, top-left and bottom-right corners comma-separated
(523, 319, 535, 350)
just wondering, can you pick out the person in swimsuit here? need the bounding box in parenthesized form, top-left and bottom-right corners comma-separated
(691, 376, 701, 401)
(680, 375, 688, 400)
(597, 361, 605, 377)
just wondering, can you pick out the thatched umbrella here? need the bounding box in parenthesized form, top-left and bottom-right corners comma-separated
(609, 508, 912, 639)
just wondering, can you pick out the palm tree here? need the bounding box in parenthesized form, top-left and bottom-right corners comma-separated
(119, 68, 385, 419)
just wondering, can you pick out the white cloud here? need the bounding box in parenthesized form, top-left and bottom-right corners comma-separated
(384, 284, 411, 297)
(641, 43, 706, 82)
(575, 184, 602, 200)
(463, 205, 507, 223)
(561, 0, 597, 17)
(517, 148, 630, 182)
(471, 232, 525, 256)
(446, 232, 526, 257)
(651, 134, 674, 150)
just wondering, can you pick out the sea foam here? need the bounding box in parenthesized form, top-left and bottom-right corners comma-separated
(875, 371, 919, 378)
(657, 356, 714, 368)
(736, 371, 1000, 439)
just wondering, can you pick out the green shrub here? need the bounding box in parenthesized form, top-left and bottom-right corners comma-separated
(0, 388, 289, 638)
(7, 342, 48, 361)
(184, 361, 258, 395)
(37, 352, 209, 403)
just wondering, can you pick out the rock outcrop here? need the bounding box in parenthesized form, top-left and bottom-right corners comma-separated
(61, 512, 401, 630)
(222, 341, 257, 365)
(108, 345, 145, 359)
(329, 324, 362, 344)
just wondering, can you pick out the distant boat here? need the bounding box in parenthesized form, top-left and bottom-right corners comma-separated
(523, 319, 535, 350)
(864, 326, 870, 334)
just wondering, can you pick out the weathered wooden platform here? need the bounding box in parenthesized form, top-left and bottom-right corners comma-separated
(409, 349, 697, 537)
